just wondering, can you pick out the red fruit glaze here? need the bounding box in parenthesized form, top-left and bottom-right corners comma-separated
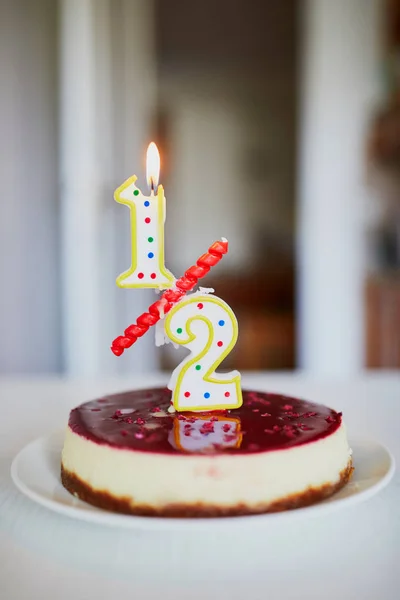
(68, 388, 343, 456)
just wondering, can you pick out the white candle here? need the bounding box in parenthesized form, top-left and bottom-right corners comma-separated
(114, 143, 174, 289)
(165, 293, 242, 411)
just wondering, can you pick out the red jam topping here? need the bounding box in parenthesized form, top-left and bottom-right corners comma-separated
(68, 388, 343, 455)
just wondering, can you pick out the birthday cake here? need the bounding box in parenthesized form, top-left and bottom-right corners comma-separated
(60, 144, 353, 517)
(61, 387, 353, 517)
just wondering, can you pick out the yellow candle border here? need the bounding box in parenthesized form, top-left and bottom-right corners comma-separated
(114, 175, 174, 289)
(165, 295, 243, 412)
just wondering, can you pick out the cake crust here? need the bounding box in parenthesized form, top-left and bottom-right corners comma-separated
(61, 459, 353, 518)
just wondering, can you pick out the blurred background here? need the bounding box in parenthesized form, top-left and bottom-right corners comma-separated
(0, 0, 399, 378)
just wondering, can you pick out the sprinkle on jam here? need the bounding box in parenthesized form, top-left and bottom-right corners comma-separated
(224, 434, 238, 443)
(298, 424, 312, 431)
(200, 422, 215, 435)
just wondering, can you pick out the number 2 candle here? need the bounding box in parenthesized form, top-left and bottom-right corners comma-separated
(114, 142, 174, 289)
(165, 293, 243, 412)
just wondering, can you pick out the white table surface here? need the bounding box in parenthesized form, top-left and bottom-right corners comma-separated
(0, 372, 399, 600)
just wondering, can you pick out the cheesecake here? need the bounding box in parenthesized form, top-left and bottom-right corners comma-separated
(61, 388, 353, 517)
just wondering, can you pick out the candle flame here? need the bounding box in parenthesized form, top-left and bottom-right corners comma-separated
(146, 142, 160, 191)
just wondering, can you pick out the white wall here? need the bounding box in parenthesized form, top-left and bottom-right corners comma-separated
(60, 0, 158, 376)
(166, 97, 253, 274)
(0, 0, 159, 376)
(0, 0, 60, 373)
(298, 0, 384, 376)
(161, 70, 297, 277)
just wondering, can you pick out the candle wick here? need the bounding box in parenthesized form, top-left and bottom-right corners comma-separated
(149, 177, 157, 196)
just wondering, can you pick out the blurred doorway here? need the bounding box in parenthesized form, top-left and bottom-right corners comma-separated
(154, 0, 298, 371)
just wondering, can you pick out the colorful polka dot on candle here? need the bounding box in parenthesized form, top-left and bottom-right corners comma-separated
(148, 252, 154, 258)
(177, 327, 183, 334)
(144, 200, 150, 207)
(224, 392, 230, 397)
(217, 341, 223, 347)
(150, 273, 156, 279)
(204, 392, 210, 399)
(184, 391, 190, 398)
(197, 303, 203, 309)
(138, 272, 144, 279)
(145, 217, 151, 224)
(133, 190, 139, 196)
(148, 236, 154, 242)
(218, 320, 225, 326)
(195, 365, 201, 371)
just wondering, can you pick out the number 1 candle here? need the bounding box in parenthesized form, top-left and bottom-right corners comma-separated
(114, 142, 174, 289)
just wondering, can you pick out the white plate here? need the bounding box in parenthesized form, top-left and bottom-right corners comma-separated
(11, 430, 395, 531)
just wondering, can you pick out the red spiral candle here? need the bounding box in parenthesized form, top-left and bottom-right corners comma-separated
(111, 239, 228, 356)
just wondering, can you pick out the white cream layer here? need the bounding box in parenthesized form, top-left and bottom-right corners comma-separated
(61, 424, 352, 509)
